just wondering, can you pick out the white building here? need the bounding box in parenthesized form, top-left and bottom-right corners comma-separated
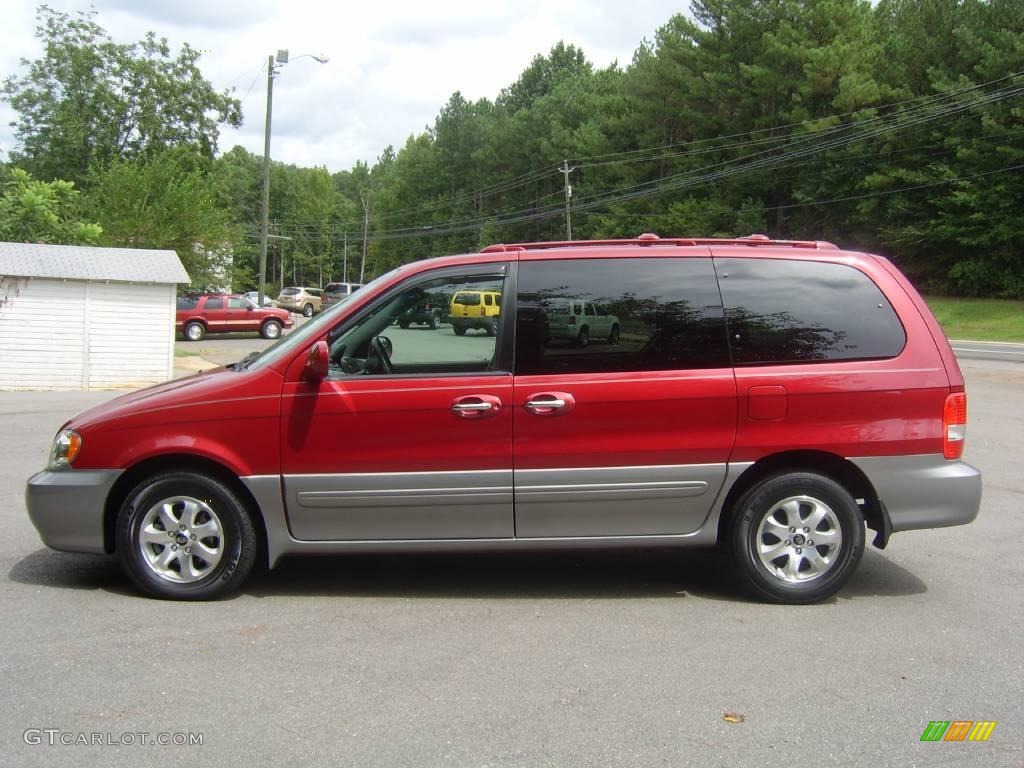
(0, 242, 189, 390)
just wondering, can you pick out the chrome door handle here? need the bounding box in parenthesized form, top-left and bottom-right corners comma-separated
(450, 395, 502, 419)
(452, 401, 493, 412)
(525, 398, 565, 409)
(524, 392, 576, 415)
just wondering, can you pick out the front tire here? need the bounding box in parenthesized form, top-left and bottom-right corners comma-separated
(184, 321, 205, 341)
(453, 323, 466, 336)
(260, 319, 282, 339)
(729, 472, 865, 604)
(116, 471, 257, 600)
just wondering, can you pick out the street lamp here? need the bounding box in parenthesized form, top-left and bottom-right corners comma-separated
(257, 50, 329, 306)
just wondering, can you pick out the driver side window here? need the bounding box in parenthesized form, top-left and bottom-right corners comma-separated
(327, 270, 507, 377)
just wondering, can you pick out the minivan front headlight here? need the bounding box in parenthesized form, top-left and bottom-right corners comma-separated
(48, 429, 82, 470)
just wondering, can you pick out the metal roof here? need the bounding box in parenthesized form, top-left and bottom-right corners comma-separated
(0, 241, 190, 284)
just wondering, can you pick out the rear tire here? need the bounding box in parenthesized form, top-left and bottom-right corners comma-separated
(730, 472, 865, 604)
(577, 326, 589, 347)
(184, 321, 205, 341)
(260, 320, 282, 339)
(302, 303, 314, 318)
(608, 324, 620, 345)
(116, 471, 257, 601)
(429, 313, 441, 330)
(453, 324, 466, 336)
(487, 317, 499, 337)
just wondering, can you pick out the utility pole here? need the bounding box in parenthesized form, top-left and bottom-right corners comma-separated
(342, 231, 348, 283)
(256, 50, 327, 304)
(257, 54, 276, 306)
(359, 192, 369, 283)
(561, 159, 575, 241)
(267, 233, 292, 295)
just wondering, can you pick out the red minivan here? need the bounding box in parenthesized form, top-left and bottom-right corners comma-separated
(26, 235, 982, 603)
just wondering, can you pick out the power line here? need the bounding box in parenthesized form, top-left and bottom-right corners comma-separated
(233, 75, 1023, 244)
(248, 161, 1024, 247)
(575, 163, 1024, 219)
(567, 70, 1024, 164)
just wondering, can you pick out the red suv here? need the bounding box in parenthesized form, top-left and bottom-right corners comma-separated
(26, 235, 981, 603)
(176, 294, 293, 340)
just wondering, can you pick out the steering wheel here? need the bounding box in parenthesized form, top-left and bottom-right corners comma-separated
(368, 336, 394, 375)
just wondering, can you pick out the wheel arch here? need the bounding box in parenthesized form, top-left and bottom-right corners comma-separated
(103, 453, 269, 566)
(717, 450, 883, 546)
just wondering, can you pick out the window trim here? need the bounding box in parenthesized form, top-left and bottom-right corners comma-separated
(714, 256, 908, 366)
(513, 256, 730, 376)
(326, 261, 514, 380)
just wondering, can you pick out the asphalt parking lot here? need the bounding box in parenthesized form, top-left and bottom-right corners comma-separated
(2, 357, 1022, 767)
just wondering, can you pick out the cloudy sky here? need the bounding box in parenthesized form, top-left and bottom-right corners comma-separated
(0, 0, 687, 173)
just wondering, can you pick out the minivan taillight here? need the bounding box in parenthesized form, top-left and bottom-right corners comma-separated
(943, 392, 967, 459)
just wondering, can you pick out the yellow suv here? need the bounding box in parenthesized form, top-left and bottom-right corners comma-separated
(450, 290, 501, 336)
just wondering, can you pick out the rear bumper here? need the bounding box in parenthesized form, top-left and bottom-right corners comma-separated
(25, 469, 122, 554)
(851, 454, 982, 532)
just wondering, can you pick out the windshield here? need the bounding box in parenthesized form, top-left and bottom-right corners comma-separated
(244, 266, 407, 371)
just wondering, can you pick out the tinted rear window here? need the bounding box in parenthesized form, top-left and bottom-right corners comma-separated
(454, 293, 481, 305)
(516, 258, 730, 374)
(715, 258, 906, 365)
(281, 288, 300, 296)
(177, 296, 198, 309)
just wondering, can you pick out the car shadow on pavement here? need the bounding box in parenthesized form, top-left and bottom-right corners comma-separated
(839, 549, 928, 598)
(8, 545, 926, 602)
(244, 548, 738, 600)
(243, 547, 928, 602)
(8, 549, 135, 596)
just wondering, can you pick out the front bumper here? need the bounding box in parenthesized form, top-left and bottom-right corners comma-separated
(851, 454, 982, 532)
(25, 469, 123, 554)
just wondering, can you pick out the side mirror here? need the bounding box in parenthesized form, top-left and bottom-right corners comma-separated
(303, 340, 329, 383)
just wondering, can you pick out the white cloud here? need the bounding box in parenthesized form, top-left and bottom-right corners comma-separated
(0, 0, 687, 173)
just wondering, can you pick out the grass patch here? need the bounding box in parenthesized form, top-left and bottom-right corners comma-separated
(174, 347, 199, 358)
(925, 296, 1024, 342)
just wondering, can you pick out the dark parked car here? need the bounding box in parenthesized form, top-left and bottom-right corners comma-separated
(397, 291, 450, 329)
(176, 294, 293, 341)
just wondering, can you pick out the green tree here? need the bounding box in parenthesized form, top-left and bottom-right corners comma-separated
(0, 167, 101, 244)
(87, 148, 240, 290)
(2, 4, 241, 185)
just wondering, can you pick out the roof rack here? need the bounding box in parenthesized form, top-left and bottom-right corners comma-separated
(481, 233, 837, 253)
